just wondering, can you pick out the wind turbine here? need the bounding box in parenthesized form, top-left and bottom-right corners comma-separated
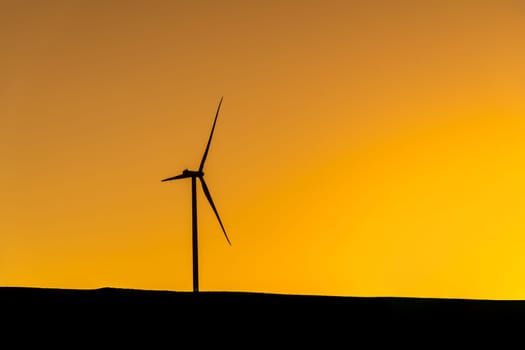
(161, 97, 231, 293)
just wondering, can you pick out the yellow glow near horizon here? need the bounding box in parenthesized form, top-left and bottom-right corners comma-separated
(1, 1, 525, 299)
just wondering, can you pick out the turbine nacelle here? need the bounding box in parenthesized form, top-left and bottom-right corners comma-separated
(183, 169, 204, 177)
(160, 169, 203, 182)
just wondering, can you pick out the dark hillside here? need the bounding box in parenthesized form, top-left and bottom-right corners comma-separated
(1, 287, 523, 345)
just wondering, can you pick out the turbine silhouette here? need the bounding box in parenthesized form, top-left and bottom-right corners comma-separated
(161, 97, 231, 293)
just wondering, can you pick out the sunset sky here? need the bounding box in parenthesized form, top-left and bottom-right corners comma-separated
(2, 1, 525, 299)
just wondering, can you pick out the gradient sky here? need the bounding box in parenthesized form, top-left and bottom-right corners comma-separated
(2, 0, 525, 299)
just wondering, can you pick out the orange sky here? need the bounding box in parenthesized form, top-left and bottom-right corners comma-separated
(2, 0, 525, 299)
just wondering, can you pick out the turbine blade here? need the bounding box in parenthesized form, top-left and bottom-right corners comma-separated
(199, 177, 231, 245)
(199, 97, 223, 172)
(161, 173, 191, 182)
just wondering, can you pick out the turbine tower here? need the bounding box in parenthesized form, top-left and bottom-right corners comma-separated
(161, 97, 231, 293)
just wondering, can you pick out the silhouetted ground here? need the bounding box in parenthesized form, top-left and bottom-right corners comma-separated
(1, 287, 524, 345)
